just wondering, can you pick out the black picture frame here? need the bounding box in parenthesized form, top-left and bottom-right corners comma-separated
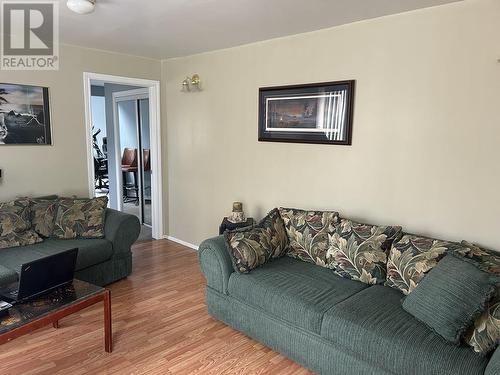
(258, 80, 355, 145)
(0, 83, 52, 145)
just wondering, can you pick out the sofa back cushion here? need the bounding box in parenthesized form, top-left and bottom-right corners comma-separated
(455, 241, 500, 355)
(279, 207, 340, 266)
(402, 254, 497, 345)
(385, 234, 461, 295)
(53, 197, 108, 239)
(327, 219, 402, 285)
(30, 198, 58, 238)
(0, 230, 42, 250)
(0, 199, 31, 236)
(225, 208, 288, 273)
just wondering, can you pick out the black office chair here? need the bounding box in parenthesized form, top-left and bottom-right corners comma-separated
(94, 157, 109, 191)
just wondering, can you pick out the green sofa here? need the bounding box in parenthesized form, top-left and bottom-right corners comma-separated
(0, 209, 140, 287)
(199, 235, 500, 375)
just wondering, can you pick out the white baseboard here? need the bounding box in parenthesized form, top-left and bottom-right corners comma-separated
(164, 235, 199, 251)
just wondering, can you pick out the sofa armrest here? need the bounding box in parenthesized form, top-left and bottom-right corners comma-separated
(485, 346, 500, 375)
(104, 209, 141, 256)
(198, 235, 233, 294)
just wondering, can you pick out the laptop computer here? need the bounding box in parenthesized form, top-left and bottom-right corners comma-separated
(0, 248, 78, 304)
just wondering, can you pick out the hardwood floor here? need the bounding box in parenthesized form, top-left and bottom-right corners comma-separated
(0, 240, 312, 375)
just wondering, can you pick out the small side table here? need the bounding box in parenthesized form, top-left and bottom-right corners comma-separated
(219, 218, 254, 235)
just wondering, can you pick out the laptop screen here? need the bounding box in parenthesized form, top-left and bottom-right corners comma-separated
(17, 248, 78, 300)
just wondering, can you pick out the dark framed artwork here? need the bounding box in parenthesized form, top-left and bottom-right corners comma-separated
(0, 83, 52, 145)
(258, 80, 355, 145)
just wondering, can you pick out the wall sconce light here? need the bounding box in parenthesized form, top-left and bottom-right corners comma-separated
(181, 74, 201, 92)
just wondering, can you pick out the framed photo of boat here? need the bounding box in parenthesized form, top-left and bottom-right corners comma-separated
(0, 83, 52, 145)
(258, 80, 355, 145)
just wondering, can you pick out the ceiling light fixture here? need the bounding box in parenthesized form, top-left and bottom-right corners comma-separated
(67, 0, 96, 15)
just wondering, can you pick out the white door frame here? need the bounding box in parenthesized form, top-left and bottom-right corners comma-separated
(83, 72, 163, 240)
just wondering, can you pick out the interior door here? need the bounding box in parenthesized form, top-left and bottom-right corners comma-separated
(114, 88, 151, 229)
(117, 99, 142, 222)
(138, 98, 151, 226)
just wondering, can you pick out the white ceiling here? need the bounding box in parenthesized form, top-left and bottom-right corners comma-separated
(58, 0, 461, 60)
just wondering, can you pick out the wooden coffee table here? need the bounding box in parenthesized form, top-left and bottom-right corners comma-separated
(0, 279, 112, 352)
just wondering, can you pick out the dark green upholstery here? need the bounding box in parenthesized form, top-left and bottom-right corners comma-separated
(208, 287, 393, 375)
(0, 264, 17, 285)
(0, 247, 44, 270)
(402, 254, 496, 344)
(486, 345, 500, 375)
(104, 209, 141, 255)
(198, 236, 233, 294)
(321, 285, 488, 375)
(199, 235, 497, 375)
(1, 238, 113, 271)
(75, 254, 132, 286)
(0, 208, 140, 287)
(228, 257, 367, 333)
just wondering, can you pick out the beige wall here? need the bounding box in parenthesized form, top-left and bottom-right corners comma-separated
(163, 0, 500, 249)
(0, 45, 161, 201)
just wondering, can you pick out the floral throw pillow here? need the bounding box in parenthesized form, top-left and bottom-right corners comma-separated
(455, 241, 500, 355)
(225, 208, 288, 273)
(385, 234, 460, 295)
(279, 207, 340, 267)
(0, 199, 31, 236)
(465, 299, 500, 355)
(327, 219, 402, 285)
(30, 198, 59, 238)
(53, 197, 108, 239)
(0, 230, 42, 250)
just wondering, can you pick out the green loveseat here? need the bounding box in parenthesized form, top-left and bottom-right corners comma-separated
(199, 235, 500, 375)
(0, 209, 140, 287)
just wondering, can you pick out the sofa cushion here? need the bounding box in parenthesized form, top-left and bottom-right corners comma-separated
(0, 229, 43, 250)
(53, 197, 108, 239)
(28, 238, 114, 270)
(327, 219, 401, 285)
(385, 234, 461, 295)
(454, 241, 500, 355)
(30, 198, 58, 238)
(456, 241, 500, 274)
(279, 208, 340, 266)
(402, 254, 497, 344)
(227, 256, 367, 334)
(0, 246, 46, 272)
(321, 285, 489, 375)
(0, 238, 113, 272)
(467, 300, 500, 355)
(0, 198, 32, 236)
(225, 208, 288, 273)
(0, 264, 17, 286)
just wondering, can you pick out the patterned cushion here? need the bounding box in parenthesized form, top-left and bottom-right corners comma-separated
(385, 234, 461, 295)
(0, 230, 42, 250)
(402, 254, 497, 344)
(225, 208, 288, 273)
(53, 197, 108, 239)
(327, 219, 402, 285)
(279, 207, 340, 266)
(455, 241, 500, 355)
(30, 198, 59, 237)
(0, 199, 31, 236)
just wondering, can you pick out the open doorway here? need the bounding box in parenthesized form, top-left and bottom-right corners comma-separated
(83, 73, 162, 241)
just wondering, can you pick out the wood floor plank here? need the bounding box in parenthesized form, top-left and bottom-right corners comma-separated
(0, 240, 312, 375)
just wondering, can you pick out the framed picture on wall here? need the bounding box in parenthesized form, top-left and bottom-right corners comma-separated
(258, 80, 355, 145)
(0, 83, 52, 145)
